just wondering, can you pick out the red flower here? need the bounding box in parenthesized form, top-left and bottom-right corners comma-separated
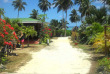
(2, 20, 6, 23)
(10, 27, 14, 30)
(3, 26, 5, 29)
(8, 24, 11, 27)
(4, 41, 8, 45)
(0, 34, 4, 38)
(108, 58, 109, 59)
(3, 29, 6, 32)
(13, 32, 16, 35)
(8, 42, 12, 46)
(5, 32, 8, 35)
(48, 28, 51, 31)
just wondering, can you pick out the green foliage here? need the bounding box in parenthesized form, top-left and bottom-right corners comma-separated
(56, 30, 64, 37)
(86, 22, 104, 36)
(56, 30, 71, 37)
(30, 9, 38, 19)
(69, 9, 80, 23)
(12, 0, 27, 17)
(0, 57, 8, 64)
(85, 22, 104, 44)
(0, 8, 5, 18)
(97, 57, 110, 73)
(39, 27, 52, 43)
(66, 30, 71, 36)
(22, 26, 37, 38)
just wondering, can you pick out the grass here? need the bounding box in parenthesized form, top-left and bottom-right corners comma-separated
(0, 44, 46, 73)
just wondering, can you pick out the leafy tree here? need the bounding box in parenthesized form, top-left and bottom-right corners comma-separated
(30, 9, 38, 19)
(22, 26, 37, 47)
(12, 0, 27, 18)
(0, 8, 5, 19)
(38, 0, 51, 20)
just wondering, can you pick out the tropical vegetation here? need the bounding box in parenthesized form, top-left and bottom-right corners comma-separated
(12, 0, 27, 18)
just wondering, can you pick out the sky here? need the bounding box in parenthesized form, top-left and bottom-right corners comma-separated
(0, 0, 104, 27)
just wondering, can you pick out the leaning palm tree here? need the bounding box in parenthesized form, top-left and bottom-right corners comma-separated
(38, 0, 51, 20)
(0, 8, 5, 19)
(12, 0, 27, 18)
(30, 9, 38, 19)
(53, 0, 73, 36)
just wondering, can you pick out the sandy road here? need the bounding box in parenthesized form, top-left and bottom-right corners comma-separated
(16, 37, 91, 74)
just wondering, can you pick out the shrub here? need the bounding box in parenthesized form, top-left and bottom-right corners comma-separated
(97, 57, 110, 73)
(66, 30, 71, 36)
(39, 27, 52, 43)
(0, 19, 18, 47)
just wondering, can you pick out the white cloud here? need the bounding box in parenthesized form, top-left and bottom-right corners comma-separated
(4, 0, 9, 3)
(3, 0, 13, 3)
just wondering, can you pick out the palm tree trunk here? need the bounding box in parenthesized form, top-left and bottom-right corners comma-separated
(44, 12, 45, 22)
(0, 15, 1, 19)
(64, 10, 67, 37)
(18, 10, 19, 18)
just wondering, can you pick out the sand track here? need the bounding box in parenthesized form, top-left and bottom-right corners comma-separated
(16, 37, 91, 74)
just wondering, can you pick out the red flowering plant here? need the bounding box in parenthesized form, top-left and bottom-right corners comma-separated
(0, 19, 18, 47)
(39, 26, 52, 43)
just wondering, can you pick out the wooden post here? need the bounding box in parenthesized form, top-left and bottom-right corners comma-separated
(104, 26, 107, 55)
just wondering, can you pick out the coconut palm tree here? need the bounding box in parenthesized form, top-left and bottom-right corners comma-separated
(69, 9, 80, 26)
(53, 0, 73, 36)
(38, 0, 51, 20)
(30, 9, 38, 19)
(79, 0, 95, 17)
(12, 0, 27, 18)
(0, 8, 5, 19)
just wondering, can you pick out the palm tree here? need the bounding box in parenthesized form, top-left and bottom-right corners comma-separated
(79, 0, 95, 17)
(12, 0, 27, 18)
(85, 6, 107, 24)
(74, 0, 95, 22)
(70, 9, 80, 41)
(0, 8, 5, 19)
(53, 0, 73, 36)
(69, 9, 80, 26)
(38, 0, 51, 20)
(30, 9, 38, 19)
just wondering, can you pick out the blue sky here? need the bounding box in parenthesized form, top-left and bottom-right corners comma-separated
(0, 0, 103, 27)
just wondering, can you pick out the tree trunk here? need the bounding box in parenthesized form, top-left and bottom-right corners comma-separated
(18, 10, 19, 18)
(44, 12, 45, 22)
(27, 36, 29, 47)
(0, 15, 1, 19)
(64, 10, 67, 37)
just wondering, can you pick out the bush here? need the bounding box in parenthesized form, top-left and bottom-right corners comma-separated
(39, 27, 52, 43)
(0, 19, 18, 47)
(56, 30, 71, 37)
(97, 57, 110, 73)
(66, 30, 71, 36)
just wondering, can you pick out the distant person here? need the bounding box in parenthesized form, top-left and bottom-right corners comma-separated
(19, 31, 24, 49)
